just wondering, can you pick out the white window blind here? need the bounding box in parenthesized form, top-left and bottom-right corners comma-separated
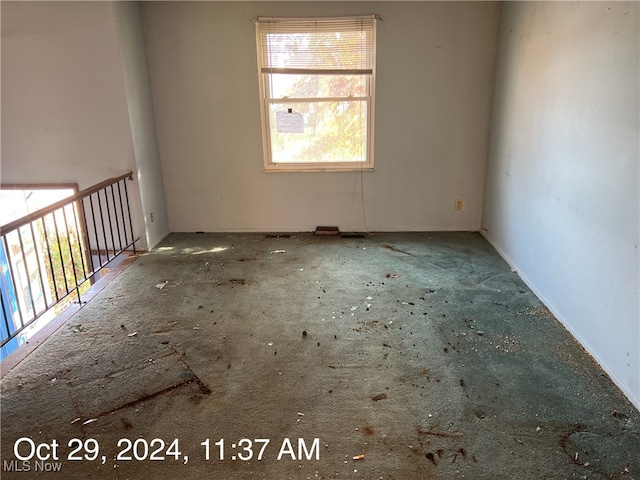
(256, 16, 376, 75)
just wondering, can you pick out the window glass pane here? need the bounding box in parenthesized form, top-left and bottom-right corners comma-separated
(269, 74, 368, 99)
(269, 101, 367, 163)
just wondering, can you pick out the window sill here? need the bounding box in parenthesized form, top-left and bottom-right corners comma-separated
(264, 163, 375, 173)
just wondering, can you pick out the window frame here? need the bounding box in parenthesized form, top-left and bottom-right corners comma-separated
(255, 15, 378, 172)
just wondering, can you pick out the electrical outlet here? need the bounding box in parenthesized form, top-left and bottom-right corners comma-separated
(150, 212, 155, 222)
(454, 199, 463, 211)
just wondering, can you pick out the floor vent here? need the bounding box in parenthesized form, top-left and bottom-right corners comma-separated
(315, 226, 341, 236)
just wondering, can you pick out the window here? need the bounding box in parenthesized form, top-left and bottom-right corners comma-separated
(255, 15, 378, 172)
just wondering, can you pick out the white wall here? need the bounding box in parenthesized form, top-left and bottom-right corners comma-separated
(112, 2, 170, 249)
(1, 1, 148, 249)
(141, 1, 500, 232)
(482, 2, 639, 408)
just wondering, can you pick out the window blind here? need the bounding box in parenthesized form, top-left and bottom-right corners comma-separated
(255, 16, 377, 75)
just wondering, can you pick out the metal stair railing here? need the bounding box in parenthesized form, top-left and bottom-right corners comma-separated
(1, 171, 139, 350)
